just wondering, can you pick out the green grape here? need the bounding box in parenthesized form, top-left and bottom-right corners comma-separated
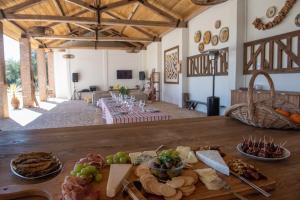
(79, 175, 87, 179)
(106, 157, 113, 165)
(113, 155, 120, 164)
(80, 167, 90, 176)
(74, 163, 84, 172)
(85, 165, 97, 174)
(70, 170, 76, 176)
(95, 173, 103, 182)
(119, 156, 128, 164)
(106, 155, 114, 160)
(76, 172, 81, 177)
(116, 152, 127, 158)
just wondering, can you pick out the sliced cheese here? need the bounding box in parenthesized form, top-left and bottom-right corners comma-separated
(194, 168, 225, 190)
(129, 151, 157, 165)
(196, 150, 229, 176)
(186, 151, 198, 164)
(129, 152, 142, 164)
(106, 164, 132, 197)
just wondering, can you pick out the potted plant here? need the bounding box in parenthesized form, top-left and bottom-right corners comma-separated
(119, 86, 129, 97)
(9, 84, 20, 110)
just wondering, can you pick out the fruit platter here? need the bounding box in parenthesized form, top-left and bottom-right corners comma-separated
(57, 145, 276, 200)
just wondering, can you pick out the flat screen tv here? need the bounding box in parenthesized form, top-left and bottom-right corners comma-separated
(117, 70, 132, 79)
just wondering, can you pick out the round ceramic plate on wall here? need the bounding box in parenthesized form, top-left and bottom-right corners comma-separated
(211, 35, 219, 46)
(266, 6, 277, 18)
(215, 20, 221, 29)
(219, 27, 229, 43)
(194, 31, 202, 43)
(203, 31, 211, 44)
(296, 13, 300, 27)
(198, 42, 205, 52)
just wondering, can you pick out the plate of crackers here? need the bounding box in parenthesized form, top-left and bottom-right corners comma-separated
(10, 152, 62, 180)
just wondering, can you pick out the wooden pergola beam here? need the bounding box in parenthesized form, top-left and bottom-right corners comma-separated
(99, 0, 138, 13)
(3, 0, 44, 13)
(48, 10, 88, 27)
(2, 14, 187, 28)
(120, 3, 140, 35)
(32, 35, 161, 42)
(138, 0, 178, 22)
(51, 0, 73, 33)
(64, 0, 97, 12)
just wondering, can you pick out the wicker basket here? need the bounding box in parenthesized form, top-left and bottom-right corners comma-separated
(225, 70, 300, 129)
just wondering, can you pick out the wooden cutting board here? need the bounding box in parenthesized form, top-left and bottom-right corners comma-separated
(0, 158, 276, 200)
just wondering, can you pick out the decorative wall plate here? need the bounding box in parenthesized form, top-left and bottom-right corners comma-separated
(203, 31, 211, 44)
(211, 35, 219, 46)
(296, 13, 300, 27)
(215, 20, 221, 29)
(194, 31, 202, 43)
(266, 6, 277, 18)
(198, 42, 205, 52)
(219, 27, 229, 43)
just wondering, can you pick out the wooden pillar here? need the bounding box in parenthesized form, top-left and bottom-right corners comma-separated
(20, 35, 35, 107)
(47, 50, 56, 97)
(0, 22, 8, 118)
(37, 48, 47, 101)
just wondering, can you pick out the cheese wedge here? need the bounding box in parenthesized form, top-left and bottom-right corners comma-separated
(176, 146, 198, 164)
(106, 164, 132, 197)
(196, 150, 229, 176)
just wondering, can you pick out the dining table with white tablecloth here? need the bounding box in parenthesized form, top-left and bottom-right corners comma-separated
(97, 98, 171, 124)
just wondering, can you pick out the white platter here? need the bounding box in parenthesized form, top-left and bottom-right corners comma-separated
(236, 143, 291, 161)
(10, 155, 62, 180)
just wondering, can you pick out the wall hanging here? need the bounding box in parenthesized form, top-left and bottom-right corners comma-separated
(266, 6, 277, 18)
(203, 31, 211, 44)
(219, 27, 229, 43)
(215, 20, 221, 29)
(253, 0, 297, 30)
(198, 42, 205, 52)
(194, 31, 202, 43)
(164, 46, 179, 84)
(296, 13, 300, 27)
(212, 35, 219, 46)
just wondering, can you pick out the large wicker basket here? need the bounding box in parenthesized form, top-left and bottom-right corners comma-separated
(225, 70, 300, 129)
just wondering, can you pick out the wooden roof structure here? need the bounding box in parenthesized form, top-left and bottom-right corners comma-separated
(0, 0, 209, 50)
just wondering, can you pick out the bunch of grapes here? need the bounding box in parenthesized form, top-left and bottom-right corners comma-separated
(70, 163, 102, 183)
(105, 152, 130, 165)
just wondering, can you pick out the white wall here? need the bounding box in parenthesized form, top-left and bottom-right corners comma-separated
(146, 42, 162, 78)
(54, 49, 146, 99)
(161, 28, 188, 107)
(187, 0, 243, 113)
(243, 0, 300, 92)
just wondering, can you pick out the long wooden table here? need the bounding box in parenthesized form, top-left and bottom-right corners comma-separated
(0, 117, 299, 200)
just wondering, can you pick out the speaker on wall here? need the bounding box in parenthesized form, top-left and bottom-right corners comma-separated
(139, 71, 145, 80)
(72, 73, 79, 83)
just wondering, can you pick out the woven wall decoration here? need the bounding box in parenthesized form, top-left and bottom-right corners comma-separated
(252, 0, 297, 30)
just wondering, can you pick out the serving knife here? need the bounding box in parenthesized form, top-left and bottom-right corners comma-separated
(230, 171, 271, 198)
(122, 179, 147, 200)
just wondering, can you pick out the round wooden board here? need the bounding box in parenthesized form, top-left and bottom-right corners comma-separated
(194, 31, 202, 43)
(219, 27, 229, 43)
(211, 35, 219, 46)
(203, 31, 211, 44)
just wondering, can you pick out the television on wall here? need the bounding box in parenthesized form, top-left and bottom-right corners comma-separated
(117, 70, 132, 79)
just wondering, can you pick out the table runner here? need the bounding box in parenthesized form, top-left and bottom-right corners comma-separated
(98, 98, 171, 124)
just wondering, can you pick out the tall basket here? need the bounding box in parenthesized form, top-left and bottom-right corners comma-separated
(225, 70, 300, 129)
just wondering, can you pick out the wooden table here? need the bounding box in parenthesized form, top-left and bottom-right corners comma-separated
(0, 117, 299, 200)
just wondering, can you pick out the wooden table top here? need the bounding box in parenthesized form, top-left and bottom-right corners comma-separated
(0, 117, 299, 200)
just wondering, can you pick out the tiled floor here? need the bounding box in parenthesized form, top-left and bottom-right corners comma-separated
(0, 99, 205, 131)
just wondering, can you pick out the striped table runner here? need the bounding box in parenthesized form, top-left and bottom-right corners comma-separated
(98, 98, 171, 124)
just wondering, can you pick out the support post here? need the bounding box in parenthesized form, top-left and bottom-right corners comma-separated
(47, 50, 56, 97)
(0, 22, 9, 118)
(37, 48, 47, 101)
(20, 35, 35, 107)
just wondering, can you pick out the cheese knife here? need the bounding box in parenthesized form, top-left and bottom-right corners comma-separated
(122, 179, 147, 200)
(230, 171, 271, 198)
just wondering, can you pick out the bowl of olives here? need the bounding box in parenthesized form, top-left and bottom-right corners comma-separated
(149, 149, 184, 180)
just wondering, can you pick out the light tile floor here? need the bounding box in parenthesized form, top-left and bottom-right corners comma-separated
(0, 100, 204, 131)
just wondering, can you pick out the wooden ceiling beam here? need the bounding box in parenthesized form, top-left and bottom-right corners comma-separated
(64, 0, 97, 12)
(51, 0, 73, 33)
(72, 23, 95, 32)
(2, 14, 187, 28)
(120, 3, 140, 35)
(3, 0, 45, 13)
(48, 10, 89, 27)
(32, 35, 160, 42)
(48, 42, 146, 50)
(138, 0, 179, 22)
(99, 0, 138, 13)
